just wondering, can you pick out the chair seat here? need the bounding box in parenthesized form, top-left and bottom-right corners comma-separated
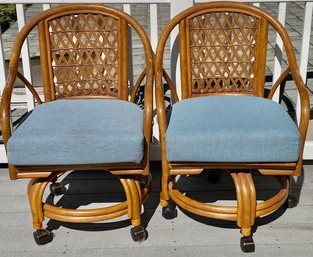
(166, 96, 300, 162)
(8, 99, 144, 166)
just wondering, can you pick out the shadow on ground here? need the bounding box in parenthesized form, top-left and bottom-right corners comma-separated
(44, 162, 304, 236)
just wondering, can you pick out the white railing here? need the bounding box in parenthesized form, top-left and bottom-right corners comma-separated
(0, 0, 312, 163)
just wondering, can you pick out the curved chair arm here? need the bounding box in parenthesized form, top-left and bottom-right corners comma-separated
(120, 9, 154, 174)
(16, 72, 42, 105)
(162, 69, 179, 103)
(263, 10, 310, 173)
(1, 71, 42, 149)
(289, 69, 310, 175)
(1, 26, 32, 148)
(267, 68, 291, 100)
(131, 68, 176, 104)
(267, 67, 310, 140)
(131, 68, 147, 103)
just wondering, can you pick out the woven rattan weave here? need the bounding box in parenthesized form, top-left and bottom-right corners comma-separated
(48, 14, 120, 98)
(189, 12, 258, 94)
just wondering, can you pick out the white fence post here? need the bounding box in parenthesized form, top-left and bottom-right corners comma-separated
(16, 4, 35, 111)
(272, 2, 287, 102)
(299, 2, 313, 159)
(0, 26, 6, 97)
(170, 0, 194, 99)
(150, 3, 160, 147)
(0, 25, 8, 163)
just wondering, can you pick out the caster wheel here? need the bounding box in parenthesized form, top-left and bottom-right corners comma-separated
(131, 225, 147, 243)
(207, 170, 221, 184)
(139, 174, 152, 189)
(50, 182, 64, 196)
(33, 229, 53, 245)
(284, 195, 298, 208)
(240, 236, 255, 253)
(162, 204, 177, 220)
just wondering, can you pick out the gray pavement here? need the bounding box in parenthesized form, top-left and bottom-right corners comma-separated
(0, 162, 313, 257)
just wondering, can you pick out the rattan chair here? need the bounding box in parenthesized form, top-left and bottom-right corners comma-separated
(155, 2, 310, 252)
(1, 4, 153, 245)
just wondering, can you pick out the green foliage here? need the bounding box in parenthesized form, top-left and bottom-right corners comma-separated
(0, 4, 17, 33)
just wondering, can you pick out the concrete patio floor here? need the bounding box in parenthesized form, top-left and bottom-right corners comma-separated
(0, 162, 312, 257)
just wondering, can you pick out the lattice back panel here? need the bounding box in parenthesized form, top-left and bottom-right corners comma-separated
(45, 13, 122, 99)
(186, 12, 263, 95)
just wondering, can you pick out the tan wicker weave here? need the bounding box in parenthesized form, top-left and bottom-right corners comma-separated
(188, 12, 258, 94)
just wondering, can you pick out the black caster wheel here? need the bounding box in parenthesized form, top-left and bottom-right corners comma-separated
(130, 225, 148, 243)
(139, 174, 152, 189)
(33, 229, 53, 245)
(284, 195, 298, 208)
(162, 204, 177, 220)
(50, 182, 64, 196)
(240, 236, 255, 253)
(207, 170, 221, 184)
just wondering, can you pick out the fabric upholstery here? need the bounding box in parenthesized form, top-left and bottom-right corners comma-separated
(166, 96, 300, 162)
(8, 99, 144, 165)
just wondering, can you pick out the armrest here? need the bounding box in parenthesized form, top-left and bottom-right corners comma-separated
(1, 64, 42, 150)
(17, 72, 42, 104)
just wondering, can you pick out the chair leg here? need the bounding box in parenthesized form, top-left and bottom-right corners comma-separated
(160, 175, 177, 219)
(122, 178, 147, 242)
(162, 198, 177, 220)
(285, 175, 298, 208)
(160, 163, 177, 219)
(160, 174, 170, 207)
(27, 178, 54, 245)
(231, 171, 256, 253)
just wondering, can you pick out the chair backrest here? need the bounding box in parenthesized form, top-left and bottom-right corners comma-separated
(38, 6, 136, 101)
(156, 2, 301, 100)
(180, 9, 267, 98)
(9, 4, 153, 102)
(39, 10, 129, 100)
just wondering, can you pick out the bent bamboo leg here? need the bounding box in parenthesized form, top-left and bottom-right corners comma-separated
(120, 177, 133, 219)
(126, 178, 142, 227)
(286, 175, 291, 195)
(160, 162, 171, 207)
(27, 178, 50, 230)
(231, 171, 256, 237)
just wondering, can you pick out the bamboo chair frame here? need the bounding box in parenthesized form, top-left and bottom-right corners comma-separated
(1, 4, 153, 244)
(155, 2, 310, 252)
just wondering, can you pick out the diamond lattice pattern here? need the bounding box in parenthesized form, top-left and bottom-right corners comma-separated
(189, 12, 259, 94)
(48, 14, 119, 98)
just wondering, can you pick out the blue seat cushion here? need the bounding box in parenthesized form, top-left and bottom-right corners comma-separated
(166, 96, 300, 162)
(8, 99, 144, 165)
